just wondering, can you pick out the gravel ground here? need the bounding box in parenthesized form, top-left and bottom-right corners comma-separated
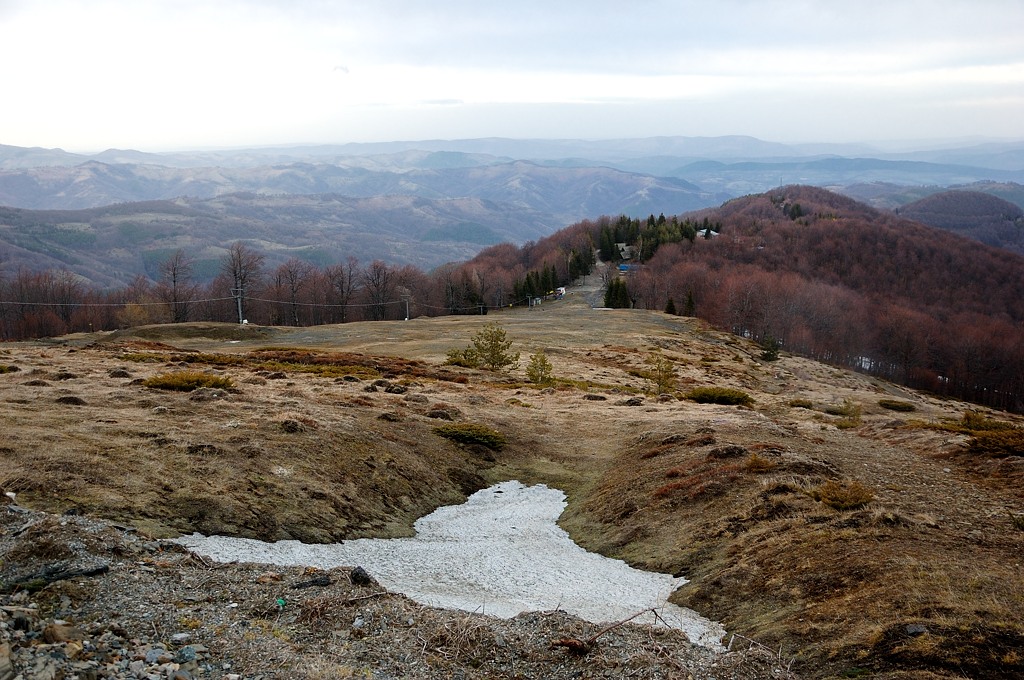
(1, 499, 798, 680)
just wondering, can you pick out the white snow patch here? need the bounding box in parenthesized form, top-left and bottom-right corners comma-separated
(174, 480, 725, 648)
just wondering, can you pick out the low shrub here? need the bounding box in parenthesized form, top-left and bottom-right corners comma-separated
(0, 365, 20, 374)
(967, 429, 1024, 458)
(142, 370, 233, 392)
(746, 453, 778, 472)
(958, 410, 1015, 432)
(825, 399, 862, 429)
(809, 480, 874, 510)
(445, 347, 480, 368)
(433, 423, 507, 451)
(685, 387, 753, 406)
(788, 398, 813, 409)
(825, 399, 860, 417)
(878, 399, 916, 412)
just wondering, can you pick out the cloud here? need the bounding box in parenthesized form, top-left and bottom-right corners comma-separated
(1, 0, 1022, 149)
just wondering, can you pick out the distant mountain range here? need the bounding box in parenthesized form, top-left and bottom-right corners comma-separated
(0, 136, 1022, 286)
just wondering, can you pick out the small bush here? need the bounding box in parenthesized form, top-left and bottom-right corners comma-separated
(958, 410, 1015, 433)
(746, 453, 778, 472)
(644, 353, 677, 394)
(788, 398, 814, 409)
(444, 347, 479, 368)
(825, 399, 862, 428)
(433, 423, 507, 451)
(809, 480, 874, 510)
(0, 365, 20, 374)
(825, 399, 859, 417)
(526, 351, 554, 385)
(142, 370, 233, 392)
(1010, 513, 1024, 531)
(685, 387, 753, 406)
(878, 399, 916, 412)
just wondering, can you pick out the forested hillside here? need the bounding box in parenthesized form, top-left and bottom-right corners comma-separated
(899, 190, 1024, 255)
(463, 186, 1024, 411)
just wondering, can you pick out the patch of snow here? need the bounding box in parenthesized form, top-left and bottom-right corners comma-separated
(174, 481, 725, 648)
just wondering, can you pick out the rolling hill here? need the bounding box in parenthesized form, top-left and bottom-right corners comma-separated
(898, 190, 1024, 255)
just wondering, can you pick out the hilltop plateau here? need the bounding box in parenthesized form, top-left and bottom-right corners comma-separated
(2, 292, 1022, 679)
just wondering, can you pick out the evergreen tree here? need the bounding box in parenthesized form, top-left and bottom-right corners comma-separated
(470, 322, 520, 371)
(604, 278, 632, 308)
(526, 350, 554, 385)
(665, 297, 677, 315)
(683, 291, 696, 316)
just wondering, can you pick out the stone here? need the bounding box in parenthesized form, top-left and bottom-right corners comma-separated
(350, 566, 374, 586)
(43, 622, 85, 643)
(905, 623, 929, 636)
(0, 643, 14, 680)
(256, 572, 283, 584)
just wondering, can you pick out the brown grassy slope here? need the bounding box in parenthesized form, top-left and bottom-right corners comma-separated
(1, 295, 1022, 678)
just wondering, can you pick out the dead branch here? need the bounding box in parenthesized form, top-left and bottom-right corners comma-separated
(551, 608, 657, 656)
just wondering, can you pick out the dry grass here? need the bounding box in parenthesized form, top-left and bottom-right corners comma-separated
(3, 297, 1023, 678)
(808, 479, 875, 510)
(142, 369, 233, 391)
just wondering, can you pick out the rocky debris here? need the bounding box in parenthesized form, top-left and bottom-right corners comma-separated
(583, 394, 607, 401)
(108, 368, 132, 378)
(189, 388, 230, 402)
(1, 505, 798, 680)
(618, 396, 645, 406)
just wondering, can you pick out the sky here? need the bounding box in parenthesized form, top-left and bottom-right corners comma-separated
(1, 0, 1022, 152)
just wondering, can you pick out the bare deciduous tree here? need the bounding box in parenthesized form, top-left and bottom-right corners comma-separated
(325, 256, 361, 323)
(221, 242, 264, 323)
(158, 249, 197, 323)
(362, 260, 395, 321)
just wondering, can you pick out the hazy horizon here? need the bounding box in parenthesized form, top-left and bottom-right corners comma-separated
(2, 1, 1023, 153)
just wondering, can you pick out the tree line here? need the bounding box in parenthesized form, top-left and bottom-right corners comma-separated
(0, 230, 597, 340)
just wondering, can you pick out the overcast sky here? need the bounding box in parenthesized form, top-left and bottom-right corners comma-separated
(2, 0, 1022, 152)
